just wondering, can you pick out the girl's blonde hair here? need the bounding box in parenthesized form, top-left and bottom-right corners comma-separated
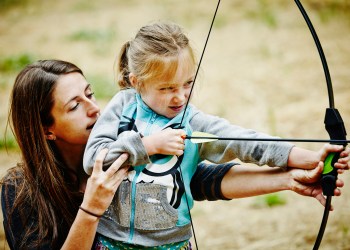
(117, 21, 196, 90)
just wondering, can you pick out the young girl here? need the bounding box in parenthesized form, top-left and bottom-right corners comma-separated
(83, 21, 348, 249)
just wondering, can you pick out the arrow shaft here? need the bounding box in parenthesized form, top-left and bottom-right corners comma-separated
(186, 136, 350, 144)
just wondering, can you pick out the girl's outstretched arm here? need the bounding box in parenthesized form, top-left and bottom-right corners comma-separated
(287, 144, 350, 170)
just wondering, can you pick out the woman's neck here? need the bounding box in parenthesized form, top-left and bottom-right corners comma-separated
(54, 141, 86, 174)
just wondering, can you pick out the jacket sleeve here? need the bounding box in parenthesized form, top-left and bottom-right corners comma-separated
(191, 161, 237, 201)
(83, 90, 150, 175)
(190, 107, 294, 169)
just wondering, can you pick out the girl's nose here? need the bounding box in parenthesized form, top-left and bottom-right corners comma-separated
(173, 89, 186, 103)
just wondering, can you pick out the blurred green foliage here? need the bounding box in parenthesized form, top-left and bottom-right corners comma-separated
(0, 0, 28, 10)
(247, 2, 277, 28)
(68, 29, 115, 43)
(0, 0, 21, 7)
(0, 135, 18, 150)
(67, 29, 117, 55)
(253, 193, 287, 208)
(86, 74, 118, 100)
(0, 54, 35, 73)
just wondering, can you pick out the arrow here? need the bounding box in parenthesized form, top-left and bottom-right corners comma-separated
(183, 131, 350, 144)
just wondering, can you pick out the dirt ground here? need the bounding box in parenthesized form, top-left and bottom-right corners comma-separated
(0, 0, 350, 249)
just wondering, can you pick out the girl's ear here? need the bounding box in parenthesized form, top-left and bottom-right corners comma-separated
(129, 73, 138, 88)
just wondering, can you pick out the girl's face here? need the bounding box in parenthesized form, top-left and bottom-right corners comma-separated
(47, 72, 100, 146)
(140, 49, 195, 119)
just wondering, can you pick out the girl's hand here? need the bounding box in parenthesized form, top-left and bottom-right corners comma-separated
(80, 149, 129, 217)
(142, 128, 185, 156)
(289, 162, 344, 210)
(317, 144, 350, 172)
(288, 144, 350, 170)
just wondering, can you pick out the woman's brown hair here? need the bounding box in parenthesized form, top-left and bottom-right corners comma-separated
(3, 60, 84, 248)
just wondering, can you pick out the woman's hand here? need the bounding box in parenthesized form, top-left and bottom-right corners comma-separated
(80, 149, 129, 217)
(63, 149, 129, 249)
(289, 162, 345, 210)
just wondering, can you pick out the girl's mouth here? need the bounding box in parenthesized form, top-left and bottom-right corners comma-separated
(169, 105, 184, 112)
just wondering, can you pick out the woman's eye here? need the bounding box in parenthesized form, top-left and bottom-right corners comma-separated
(70, 103, 79, 111)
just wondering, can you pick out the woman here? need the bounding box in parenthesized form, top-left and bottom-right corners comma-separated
(1, 60, 348, 249)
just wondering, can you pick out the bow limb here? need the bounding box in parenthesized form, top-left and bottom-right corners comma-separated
(294, 1, 348, 249)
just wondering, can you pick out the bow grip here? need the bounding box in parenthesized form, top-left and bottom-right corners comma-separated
(322, 108, 347, 196)
(321, 152, 339, 196)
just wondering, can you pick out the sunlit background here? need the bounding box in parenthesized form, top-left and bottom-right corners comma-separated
(1, 0, 349, 249)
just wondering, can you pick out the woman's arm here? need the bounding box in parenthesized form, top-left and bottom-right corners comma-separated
(220, 165, 291, 199)
(191, 163, 293, 201)
(191, 159, 347, 208)
(0, 151, 128, 250)
(62, 150, 129, 250)
(220, 163, 345, 207)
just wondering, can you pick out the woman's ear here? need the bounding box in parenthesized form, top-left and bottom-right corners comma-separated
(44, 129, 56, 141)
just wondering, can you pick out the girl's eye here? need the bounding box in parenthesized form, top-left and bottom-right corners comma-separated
(185, 81, 193, 87)
(160, 87, 173, 91)
(87, 92, 95, 99)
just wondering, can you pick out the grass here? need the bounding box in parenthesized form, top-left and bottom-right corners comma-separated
(253, 193, 287, 208)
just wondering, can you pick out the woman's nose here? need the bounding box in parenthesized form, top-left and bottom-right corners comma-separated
(87, 100, 100, 117)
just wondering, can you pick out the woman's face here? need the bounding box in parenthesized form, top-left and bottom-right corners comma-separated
(47, 72, 100, 146)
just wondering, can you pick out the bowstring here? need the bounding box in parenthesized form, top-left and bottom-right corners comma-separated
(177, 0, 221, 249)
(179, 0, 221, 127)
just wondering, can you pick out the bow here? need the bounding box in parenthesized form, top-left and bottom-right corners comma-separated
(294, 1, 348, 249)
(178, 0, 347, 249)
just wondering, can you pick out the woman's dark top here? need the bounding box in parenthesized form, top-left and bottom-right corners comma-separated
(1, 162, 235, 249)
